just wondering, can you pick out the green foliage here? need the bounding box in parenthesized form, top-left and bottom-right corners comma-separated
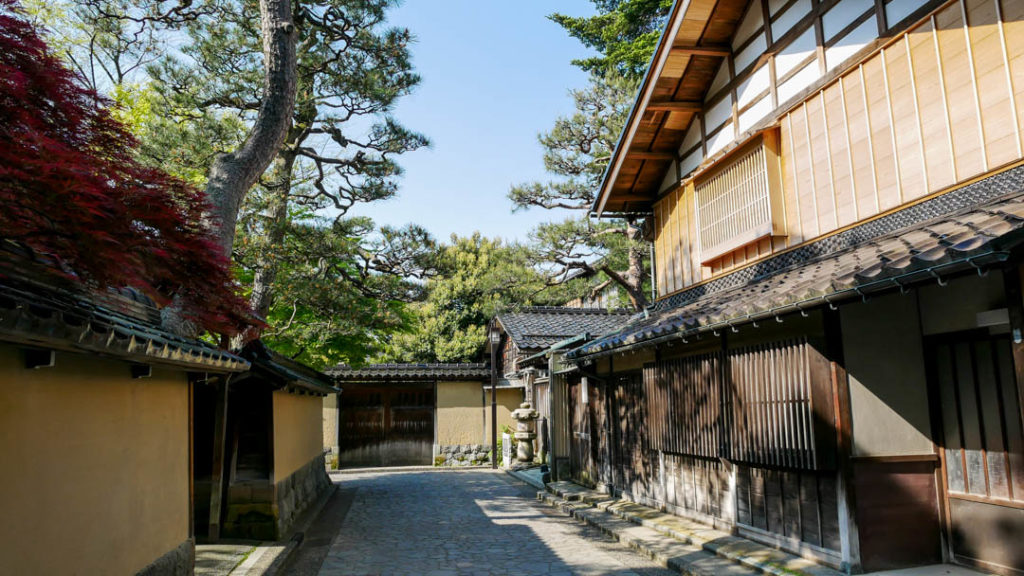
(235, 194, 434, 368)
(550, 0, 672, 79)
(39, 0, 430, 361)
(24, 0, 248, 186)
(511, 1, 667, 309)
(510, 73, 650, 308)
(379, 234, 571, 364)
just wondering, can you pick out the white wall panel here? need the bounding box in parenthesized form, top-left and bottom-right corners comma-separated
(823, 0, 874, 39)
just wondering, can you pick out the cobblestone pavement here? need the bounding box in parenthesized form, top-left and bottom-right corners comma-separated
(318, 469, 675, 576)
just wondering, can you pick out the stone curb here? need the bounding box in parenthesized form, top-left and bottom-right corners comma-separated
(539, 483, 843, 576)
(230, 483, 338, 576)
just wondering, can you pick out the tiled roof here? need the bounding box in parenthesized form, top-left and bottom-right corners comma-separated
(327, 363, 491, 382)
(571, 167, 1024, 359)
(0, 275, 249, 372)
(496, 307, 632, 351)
(240, 341, 338, 395)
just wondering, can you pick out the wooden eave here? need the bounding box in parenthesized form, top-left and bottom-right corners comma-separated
(595, 0, 751, 216)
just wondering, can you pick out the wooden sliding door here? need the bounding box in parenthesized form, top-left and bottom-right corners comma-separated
(930, 331, 1024, 574)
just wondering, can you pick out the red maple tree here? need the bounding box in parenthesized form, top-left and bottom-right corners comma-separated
(0, 1, 253, 336)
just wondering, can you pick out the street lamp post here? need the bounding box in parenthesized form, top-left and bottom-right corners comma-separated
(489, 327, 501, 469)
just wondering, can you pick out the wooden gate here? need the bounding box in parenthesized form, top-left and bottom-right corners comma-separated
(611, 372, 649, 496)
(930, 331, 1024, 573)
(338, 383, 434, 467)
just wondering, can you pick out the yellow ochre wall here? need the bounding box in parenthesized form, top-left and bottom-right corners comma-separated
(484, 388, 523, 440)
(437, 380, 485, 446)
(0, 345, 189, 576)
(654, 0, 1024, 296)
(273, 390, 324, 481)
(322, 393, 339, 452)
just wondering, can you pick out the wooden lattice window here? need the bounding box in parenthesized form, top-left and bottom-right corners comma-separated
(727, 337, 837, 470)
(694, 131, 785, 263)
(643, 352, 723, 458)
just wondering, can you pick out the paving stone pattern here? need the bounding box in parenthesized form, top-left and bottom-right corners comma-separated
(319, 470, 676, 576)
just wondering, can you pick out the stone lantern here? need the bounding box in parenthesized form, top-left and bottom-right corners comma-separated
(510, 401, 539, 463)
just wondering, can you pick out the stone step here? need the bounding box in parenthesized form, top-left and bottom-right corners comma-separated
(537, 490, 759, 576)
(539, 482, 843, 576)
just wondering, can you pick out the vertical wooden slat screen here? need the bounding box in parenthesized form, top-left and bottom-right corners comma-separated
(729, 337, 837, 470)
(643, 338, 836, 471)
(643, 352, 722, 458)
(695, 144, 774, 261)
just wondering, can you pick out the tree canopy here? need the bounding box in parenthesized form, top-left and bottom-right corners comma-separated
(0, 1, 250, 335)
(550, 0, 672, 79)
(32, 0, 431, 362)
(508, 1, 670, 311)
(379, 234, 575, 364)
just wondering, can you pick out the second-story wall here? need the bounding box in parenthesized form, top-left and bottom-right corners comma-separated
(654, 0, 1024, 297)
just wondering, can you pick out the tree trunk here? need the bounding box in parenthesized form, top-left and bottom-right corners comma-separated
(165, 0, 297, 338)
(598, 219, 648, 311)
(206, 0, 298, 257)
(229, 151, 296, 349)
(624, 234, 648, 310)
(250, 152, 296, 319)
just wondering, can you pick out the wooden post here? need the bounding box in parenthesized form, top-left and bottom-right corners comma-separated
(188, 375, 195, 541)
(208, 376, 230, 541)
(825, 309, 862, 574)
(1004, 266, 1024, 435)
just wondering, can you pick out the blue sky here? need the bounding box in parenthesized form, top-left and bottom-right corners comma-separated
(349, 1, 598, 243)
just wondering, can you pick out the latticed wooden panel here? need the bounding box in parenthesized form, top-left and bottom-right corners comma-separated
(727, 337, 836, 470)
(644, 351, 723, 458)
(642, 337, 836, 471)
(695, 143, 775, 261)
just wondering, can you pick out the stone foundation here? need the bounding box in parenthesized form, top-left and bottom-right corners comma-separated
(223, 480, 277, 541)
(436, 444, 490, 466)
(135, 538, 193, 576)
(275, 452, 331, 537)
(222, 453, 331, 540)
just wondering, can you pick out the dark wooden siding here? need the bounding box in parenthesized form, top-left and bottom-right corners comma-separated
(853, 459, 942, 572)
(735, 465, 841, 552)
(569, 379, 594, 485)
(644, 352, 722, 458)
(665, 454, 732, 523)
(612, 373, 654, 498)
(929, 331, 1024, 574)
(625, 336, 841, 553)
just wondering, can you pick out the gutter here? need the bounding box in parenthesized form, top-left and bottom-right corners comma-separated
(569, 250, 1012, 361)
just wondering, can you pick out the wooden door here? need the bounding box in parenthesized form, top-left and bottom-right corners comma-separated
(931, 332, 1024, 574)
(612, 373, 646, 496)
(590, 380, 610, 487)
(338, 384, 434, 467)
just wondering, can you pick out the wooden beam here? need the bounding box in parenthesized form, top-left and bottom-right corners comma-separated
(646, 99, 702, 112)
(825, 308, 863, 573)
(670, 43, 731, 57)
(607, 192, 657, 202)
(208, 377, 230, 541)
(627, 150, 675, 161)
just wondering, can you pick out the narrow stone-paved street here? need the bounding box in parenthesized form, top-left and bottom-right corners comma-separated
(316, 469, 675, 576)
